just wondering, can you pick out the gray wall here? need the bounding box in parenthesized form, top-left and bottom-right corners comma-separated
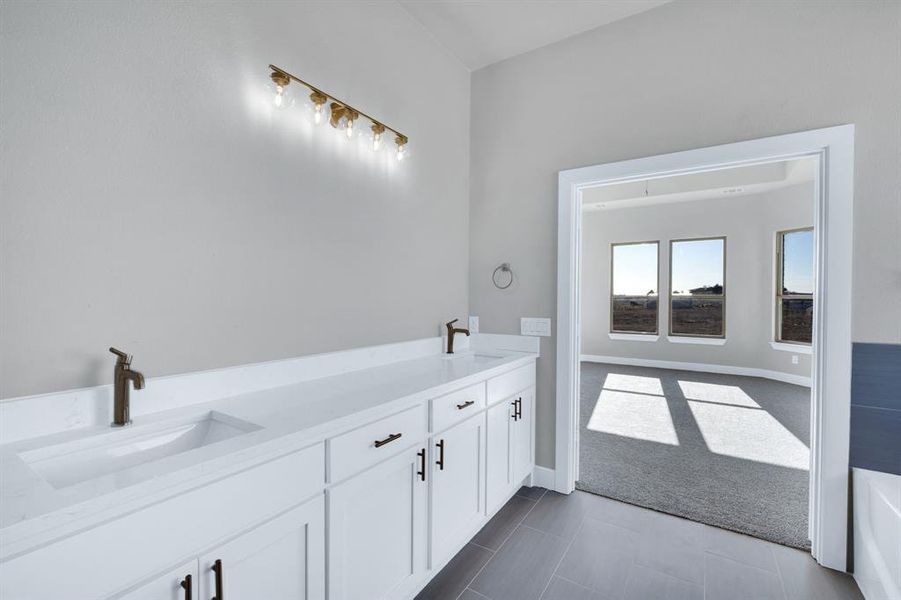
(0, 1, 471, 398)
(581, 184, 813, 378)
(470, 0, 901, 468)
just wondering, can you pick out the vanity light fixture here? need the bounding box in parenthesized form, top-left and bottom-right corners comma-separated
(268, 64, 409, 160)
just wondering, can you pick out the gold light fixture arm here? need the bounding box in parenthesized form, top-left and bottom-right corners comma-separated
(269, 64, 407, 142)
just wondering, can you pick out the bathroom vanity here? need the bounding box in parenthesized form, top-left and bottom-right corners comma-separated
(0, 334, 538, 600)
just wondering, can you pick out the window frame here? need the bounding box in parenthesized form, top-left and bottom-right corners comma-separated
(775, 227, 814, 345)
(609, 240, 660, 335)
(668, 236, 727, 339)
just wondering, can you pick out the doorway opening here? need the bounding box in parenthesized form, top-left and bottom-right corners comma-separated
(577, 157, 815, 548)
(555, 126, 854, 570)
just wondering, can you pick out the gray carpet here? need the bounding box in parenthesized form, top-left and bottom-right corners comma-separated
(577, 362, 811, 549)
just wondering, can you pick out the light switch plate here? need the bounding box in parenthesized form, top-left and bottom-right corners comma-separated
(521, 317, 551, 337)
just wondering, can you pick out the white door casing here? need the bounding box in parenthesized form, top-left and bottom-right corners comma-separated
(556, 125, 854, 571)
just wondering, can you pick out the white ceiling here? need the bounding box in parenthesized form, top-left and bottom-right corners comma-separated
(581, 158, 817, 212)
(397, 0, 671, 71)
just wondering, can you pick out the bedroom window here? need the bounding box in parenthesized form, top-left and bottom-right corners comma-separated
(776, 228, 814, 344)
(610, 241, 659, 334)
(669, 237, 726, 337)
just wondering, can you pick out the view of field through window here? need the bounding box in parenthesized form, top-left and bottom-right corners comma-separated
(778, 229, 814, 343)
(670, 238, 725, 336)
(611, 242, 658, 333)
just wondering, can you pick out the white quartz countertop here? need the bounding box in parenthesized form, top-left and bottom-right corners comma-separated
(0, 348, 536, 558)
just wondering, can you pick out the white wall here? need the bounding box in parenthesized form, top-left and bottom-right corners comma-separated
(581, 183, 813, 379)
(0, 1, 470, 398)
(469, 0, 901, 468)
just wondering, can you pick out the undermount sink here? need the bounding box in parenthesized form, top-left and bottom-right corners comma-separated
(19, 411, 260, 490)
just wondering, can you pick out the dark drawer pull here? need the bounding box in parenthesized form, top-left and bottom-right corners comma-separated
(374, 432, 402, 448)
(211, 559, 223, 600)
(180, 574, 192, 600)
(511, 399, 519, 421)
(436, 439, 445, 470)
(417, 448, 426, 481)
(456, 400, 475, 410)
(516, 397, 522, 420)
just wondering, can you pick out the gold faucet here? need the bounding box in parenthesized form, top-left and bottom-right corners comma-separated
(445, 319, 470, 354)
(109, 347, 145, 427)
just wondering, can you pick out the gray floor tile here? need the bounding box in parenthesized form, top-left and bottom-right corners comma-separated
(705, 553, 785, 600)
(470, 525, 569, 600)
(584, 494, 655, 533)
(415, 543, 493, 600)
(540, 576, 604, 600)
(771, 544, 864, 600)
(472, 494, 536, 551)
(702, 525, 779, 572)
(459, 590, 490, 600)
(555, 517, 636, 598)
(522, 490, 592, 540)
(633, 512, 705, 584)
(623, 564, 703, 600)
(517, 485, 548, 501)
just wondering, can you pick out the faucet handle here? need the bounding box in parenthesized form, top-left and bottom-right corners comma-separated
(446, 319, 459, 327)
(109, 347, 131, 365)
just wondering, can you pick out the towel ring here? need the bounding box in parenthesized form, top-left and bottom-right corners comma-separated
(492, 263, 514, 289)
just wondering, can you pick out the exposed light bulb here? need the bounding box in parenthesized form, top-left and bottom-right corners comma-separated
(310, 92, 327, 126)
(371, 123, 386, 152)
(395, 134, 408, 161)
(345, 118, 354, 139)
(270, 71, 291, 109)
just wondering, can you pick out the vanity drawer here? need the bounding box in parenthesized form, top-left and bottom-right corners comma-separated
(487, 362, 535, 406)
(432, 382, 486, 432)
(328, 403, 428, 483)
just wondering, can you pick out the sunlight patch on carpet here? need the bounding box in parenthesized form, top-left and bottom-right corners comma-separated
(687, 400, 809, 470)
(603, 373, 664, 396)
(588, 390, 679, 445)
(677, 380, 760, 407)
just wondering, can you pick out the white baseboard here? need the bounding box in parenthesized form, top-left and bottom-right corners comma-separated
(580, 354, 811, 387)
(531, 465, 556, 490)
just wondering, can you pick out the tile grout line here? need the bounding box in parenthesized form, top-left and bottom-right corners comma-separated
(771, 545, 790, 600)
(454, 491, 543, 600)
(538, 503, 592, 599)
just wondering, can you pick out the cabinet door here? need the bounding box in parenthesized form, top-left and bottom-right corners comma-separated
(430, 413, 485, 565)
(198, 495, 325, 600)
(512, 387, 535, 485)
(485, 398, 516, 514)
(328, 445, 428, 600)
(114, 561, 197, 600)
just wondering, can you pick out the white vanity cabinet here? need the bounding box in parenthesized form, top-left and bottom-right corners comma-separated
(1, 353, 538, 600)
(118, 496, 325, 600)
(511, 387, 535, 485)
(327, 445, 429, 600)
(429, 412, 485, 566)
(198, 496, 325, 600)
(485, 396, 516, 514)
(485, 375, 536, 514)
